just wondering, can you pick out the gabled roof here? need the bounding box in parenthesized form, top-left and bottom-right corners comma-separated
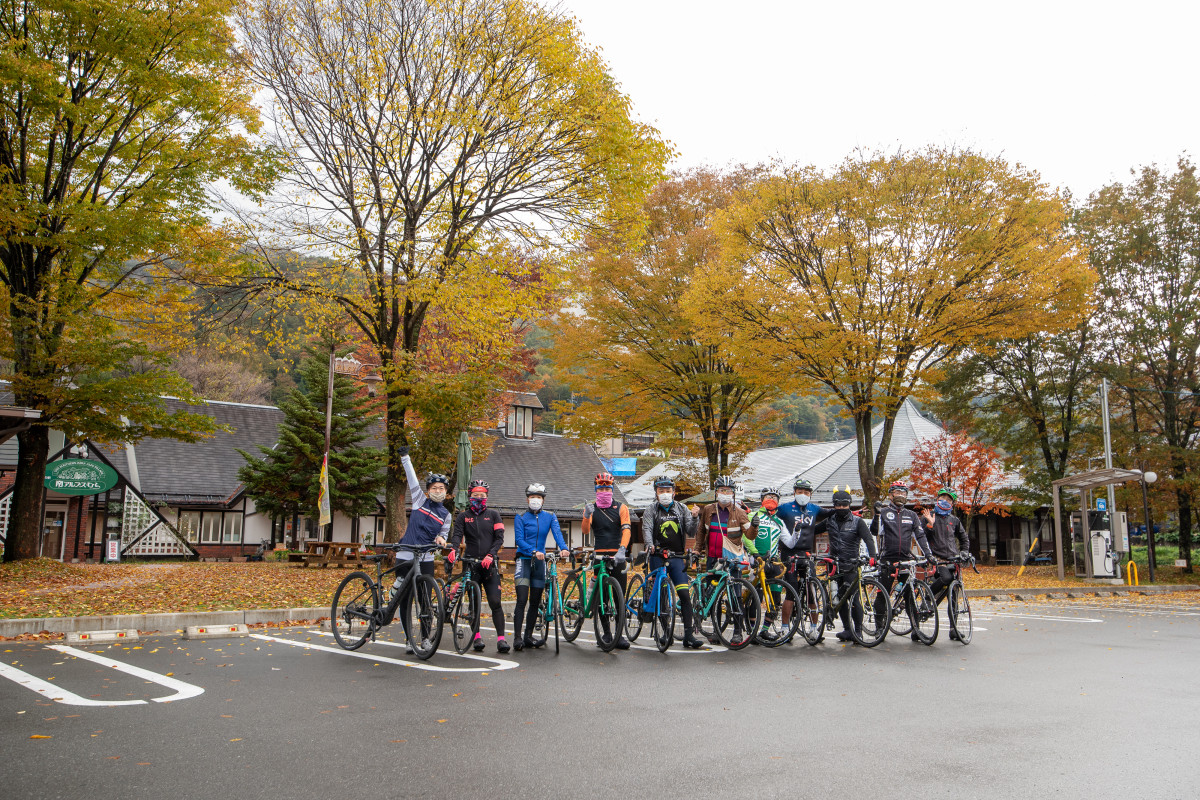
(503, 391, 544, 410)
(621, 399, 962, 507)
(473, 431, 624, 518)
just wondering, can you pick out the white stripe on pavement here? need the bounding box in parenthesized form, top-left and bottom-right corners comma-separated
(473, 623, 730, 654)
(46, 645, 205, 703)
(312, 632, 523, 666)
(0, 660, 146, 707)
(249, 634, 518, 672)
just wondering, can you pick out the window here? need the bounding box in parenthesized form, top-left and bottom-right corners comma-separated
(201, 513, 221, 544)
(506, 406, 535, 438)
(178, 511, 202, 544)
(223, 514, 242, 544)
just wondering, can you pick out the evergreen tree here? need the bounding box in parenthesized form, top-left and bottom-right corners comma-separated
(238, 347, 385, 525)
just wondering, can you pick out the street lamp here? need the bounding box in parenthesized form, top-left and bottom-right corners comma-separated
(1141, 470, 1158, 582)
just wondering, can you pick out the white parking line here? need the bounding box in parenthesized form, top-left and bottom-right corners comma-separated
(0, 647, 204, 706)
(474, 623, 730, 654)
(1014, 603, 1200, 617)
(249, 634, 519, 672)
(311, 632, 522, 666)
(46, 645, 205, 703)
(977, 611, 1104, 623)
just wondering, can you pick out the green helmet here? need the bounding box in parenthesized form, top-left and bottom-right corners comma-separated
(937, 487, 958, 502)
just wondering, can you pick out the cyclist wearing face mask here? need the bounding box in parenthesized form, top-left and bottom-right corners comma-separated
(776, 477, 829, 613)
(815, 487, 877, 642)
(746, 486, 787, 642)
(448, 479, 509, 653)
(582, 472, 633, 650)
(697, 475, 752, 570)
(394, 446, 450, 653)
(642, 476, 703, 649)
(512, 482, 568, 651)
(921, 487, 971, 637)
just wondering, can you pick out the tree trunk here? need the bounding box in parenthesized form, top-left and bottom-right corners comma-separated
(5, 426, 49, 562)
(1176, 481, 1193, 574)
(383, 378, 409, 544)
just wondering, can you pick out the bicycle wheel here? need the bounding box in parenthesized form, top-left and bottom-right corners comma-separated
(330, 571, 378, 650)
(761, 579, 801, 647)
(948, 582, 972, 645)
(911, 580, 939, 645)
(797, 575, 828, 646)
(888, 584, 913, 637)
(692, 576, 718, 640)
(713, 578, 761, 651)
(852, 577, 889, 648)
(592, 574, 627, 652)
(560, 572, 585, 642)
(450, 580, 481, 654)
(528, 583, 550, 648)
(403, 573, 444, 660)
(652, 578, 675, 653)
(624, 573, 645, 642)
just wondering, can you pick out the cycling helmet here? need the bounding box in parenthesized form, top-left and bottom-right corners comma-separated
(714, 475, 736, 489)
(653, 476, 676, 490)
(793, 477, 814, 492)
(467, 479, 490, 494)
(760, 485, 781, 499)
(426, 473, 449, 489)
(832, 488, 852, 506)
(936, 487, 958, 501)
(525, 482, 547, 497)
(888, 481, 909, 495)
(595, 472, 615, 487)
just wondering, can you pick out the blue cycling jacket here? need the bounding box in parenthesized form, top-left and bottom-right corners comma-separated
(514, 509, 568, 557)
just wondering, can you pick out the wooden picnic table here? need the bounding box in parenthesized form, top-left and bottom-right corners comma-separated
(299, 540, 367, 568)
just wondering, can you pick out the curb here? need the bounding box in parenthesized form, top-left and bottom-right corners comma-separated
(4, 587, 1196, 638)
(0, 601, 527, 638)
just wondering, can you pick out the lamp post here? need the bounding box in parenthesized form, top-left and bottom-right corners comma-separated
(1141, 470, 1158, 583)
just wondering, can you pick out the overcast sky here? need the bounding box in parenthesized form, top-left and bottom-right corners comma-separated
(557, 0, 1198, 198)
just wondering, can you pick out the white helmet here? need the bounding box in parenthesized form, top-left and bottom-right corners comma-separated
(525, 482, 547, 497)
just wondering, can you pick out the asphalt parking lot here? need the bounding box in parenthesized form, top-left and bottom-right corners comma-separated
(2, 597, 1198, 800)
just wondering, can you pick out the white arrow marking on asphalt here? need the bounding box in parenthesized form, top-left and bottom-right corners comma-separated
(0, 661, 146, 706)
(46, 645, 205, 703)
(249, 634, 519, 671)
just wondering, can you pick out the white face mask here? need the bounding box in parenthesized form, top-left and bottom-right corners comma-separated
(528, 497, 543, 511)
(428, 488, 446, 503)
(794, 493, 810, 505)
(657, 492, 674, 506)
(716, 491, 733, 506)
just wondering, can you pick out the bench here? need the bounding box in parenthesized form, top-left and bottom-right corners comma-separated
(298, 540, 368, 568)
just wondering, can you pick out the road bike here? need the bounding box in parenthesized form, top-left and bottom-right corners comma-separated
(881, 557, 938, 645)
(442, 555, 483, 654)
(931, 553, 979, 645)
(624, 549, 678, 652)
(786, 553, 830, 646)
(688, 553, 761, 651)
(329, 543, 444, 659)
(747, 555, 801, 647)
(529, 551, 567, 654)
(561, 548, 627, 652)
(816, 555, 890, 647)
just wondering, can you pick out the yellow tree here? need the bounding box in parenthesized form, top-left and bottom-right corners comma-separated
(690, 148, 1095, 506)
(0, 0, 272, 560)
(550, 168, 779, 486)
(232, 0, 668, 538)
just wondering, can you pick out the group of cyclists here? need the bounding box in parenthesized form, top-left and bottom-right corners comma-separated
(380, 446, 975, 656)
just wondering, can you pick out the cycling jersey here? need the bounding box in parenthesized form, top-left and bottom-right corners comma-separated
(582, 502, 631, 552)
(450, 507, 505, 560)
(870, 502, 933, 561)
(641, 501, 696, 553)
(746, 508, 785, 560)
(924, 513, 970, 560)
(514, 509, 568, 557)
(398, 454, 450, 561)
(776, 500, 828, 556)
(820, 510, 877, 563)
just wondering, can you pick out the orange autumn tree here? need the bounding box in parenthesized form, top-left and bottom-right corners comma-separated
(908, 430, 1011, 538)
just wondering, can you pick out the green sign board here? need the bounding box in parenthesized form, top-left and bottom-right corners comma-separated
(43, 459, 119, 496)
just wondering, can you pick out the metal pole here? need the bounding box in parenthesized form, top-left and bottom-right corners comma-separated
(1142, 477, 1156, 582)
(1053, 483, 1064, 581)
(324, 347, 335, 542)
(1101, 377, 1120, 576)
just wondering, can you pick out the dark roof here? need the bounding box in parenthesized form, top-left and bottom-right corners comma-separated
(504, 391, 544, 410)
(127, 399, 284, 505)
(472, 431, 625, 519)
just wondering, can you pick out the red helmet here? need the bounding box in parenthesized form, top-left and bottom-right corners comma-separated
(595, 472, 614, 487)
(889, 481, 909, 495)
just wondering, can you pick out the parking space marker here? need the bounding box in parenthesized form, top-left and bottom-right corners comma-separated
(248, 634, 519, 672)
(311, 632, 521, 667)
(0, 661, 146, 707)
(46, 645, 205, 703)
